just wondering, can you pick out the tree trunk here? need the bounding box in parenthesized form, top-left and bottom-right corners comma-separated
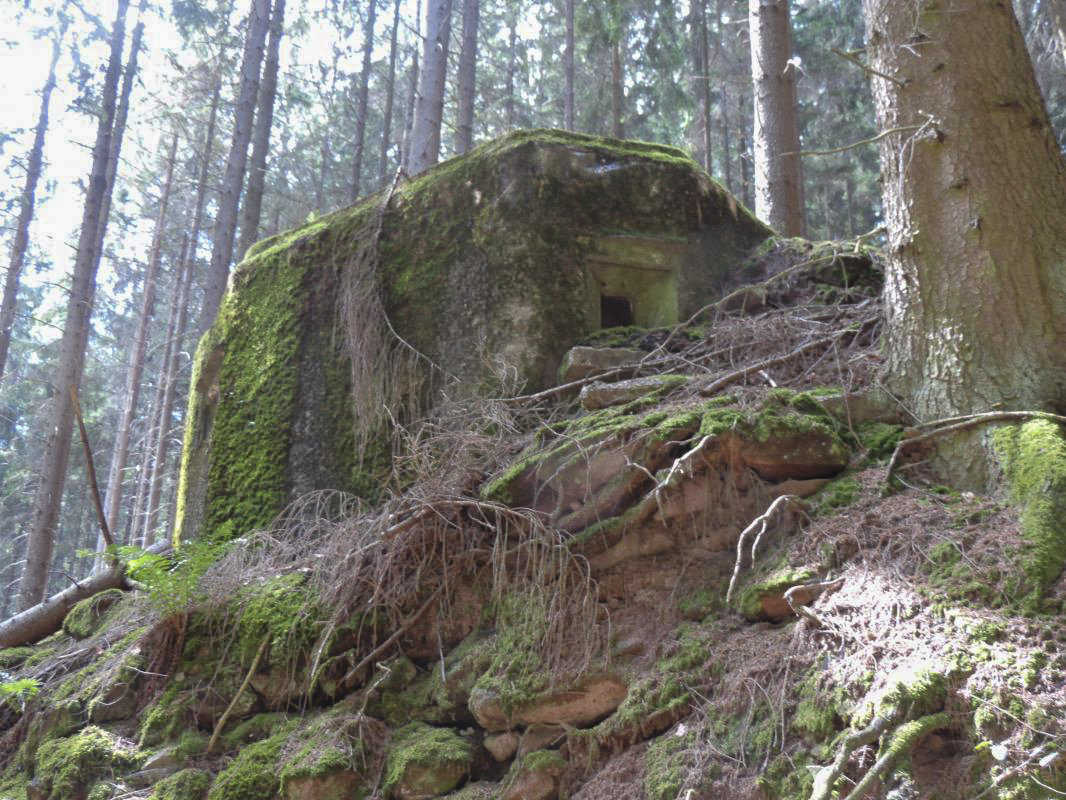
(379, 0, 402, 186)
(505, 9, 517, 130)
(699, 0, 714, 171)
(1048, 0, 1066, 71)
(99, 130, 178, 556)
(238, 0, 285, 261)
(199, 0, 271, 333)
(401, 0, 423, 169)
(844, 175, 855, 238)
(862, 0, 1066, 419)
(351, 0, 378, 200)
(564, 0, 575, 130)
(0, 18, 66, 385)
(17, 0, 130, 612)
(454, 0, 479, 155)
(407, 0, 453, 175)
(739, 93, 753, 209)
(142, 235, 194, 546)
(749, 0, 805, 236)
(611, 31, 624, 138)
(716, 0, 733, 191)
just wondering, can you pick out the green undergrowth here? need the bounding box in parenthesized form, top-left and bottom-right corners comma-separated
(991, 419, 1066, 610)
(235, 572, 321, 666)
(32, 726, 142, 800)
(207, 725, 294, 800)
(148, 768, 212, 800)
(61, 588, 125, 640)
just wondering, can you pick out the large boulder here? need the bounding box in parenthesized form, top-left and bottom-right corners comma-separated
(177, 129, 769, 544)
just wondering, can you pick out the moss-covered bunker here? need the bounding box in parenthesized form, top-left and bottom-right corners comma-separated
(176, 129, 770, 544)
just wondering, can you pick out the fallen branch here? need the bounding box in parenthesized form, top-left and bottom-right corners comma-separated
(71, 385, 115, 555)
(0, 540, 171, 648)
(810, 714, 893, 800)
(784, 576, 845, 626)
(699, 333, 846, 398)
(883, 410, 1066, 493)
(206, 633, 270, 756)
(726, 495, 803, 605)
(841, 712, 950, 800)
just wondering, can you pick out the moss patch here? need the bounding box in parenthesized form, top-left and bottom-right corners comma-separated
(33, 726, 141, 800)
(61, 588, 125, 640)
(991, 419, 1066, 608)
(382, 723, 473, 798)
(207, 727, 291, 800)
(148, 768, 212, 800)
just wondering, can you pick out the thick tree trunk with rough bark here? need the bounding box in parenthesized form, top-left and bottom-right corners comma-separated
(749, 0, 805, 236)
(454, 0, 478, 155)
(238, 0, 285, 261)
(408, 0, 452, 175)
(379, 0, 402, 186)
(862, 0, 1066, 419)
(199, 0, 271, 332)
(0, 19, 66, 386)
(564, 0, 575, 130)
(351, 0, 377, 200)
(17, 0, 130, 611)
(99, 130, 178, 554)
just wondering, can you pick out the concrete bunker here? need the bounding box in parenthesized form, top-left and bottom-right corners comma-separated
(586, 234, 685, 329)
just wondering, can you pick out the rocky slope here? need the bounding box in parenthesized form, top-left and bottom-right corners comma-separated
(1, 136, 1065, 800)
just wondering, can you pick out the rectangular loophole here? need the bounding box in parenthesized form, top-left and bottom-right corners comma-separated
(600, 294, 634, 328)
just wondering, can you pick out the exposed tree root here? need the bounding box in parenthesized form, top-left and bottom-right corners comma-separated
(726, 494, 804, 605)
(784, 576, 845, 626)
(883, 410, 1066, 493)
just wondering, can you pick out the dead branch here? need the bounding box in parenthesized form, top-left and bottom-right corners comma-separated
(784, 577, 845, 626)
(700, 333, 847, 398)
(71, 385, 114, 553)
(726, 495, 804, 605)
(883, 410, 1066, 492)
(840, 712, 950, 800)
(809, 714, 893, 800)
(340, 586, 443, 687)
(206, 633, 269, 756)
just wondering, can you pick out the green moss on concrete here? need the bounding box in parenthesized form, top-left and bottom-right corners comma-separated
(148, 768, 212, 800)
(382, 723, 473, 798)
(235, 573, 320, 666)
(991, 419, 1066, 608)
(33, 726, 141, 800)
(207, 728, 291, 800)
(62, 588, 125, 640)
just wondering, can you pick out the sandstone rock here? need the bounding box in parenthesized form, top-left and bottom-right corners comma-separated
(737, 427, 849, 481)
(284, 770, 363, 800)
(815, 386, 903, 424)
(559, 347, 644, 384)
(442, 781, 501, 799)
(518, 724, 565, 757)
(501, 752, 567, 800)
(484, 732, 520, 762)
(384, 722, 473, 800)
(513, 677, 628, 728)
(579, 375, 684, 410)
(469, 687, 509, 732)
(142, 745, 183, 772)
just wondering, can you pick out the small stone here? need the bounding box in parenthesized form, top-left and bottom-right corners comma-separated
(558, 347, 643, 384)
(284, 770, 363, 800)
(469, 688, 509, 732)
(579, 375, 682, 410)
(484, 732, 520, 763)
(142, 745, 182, 772)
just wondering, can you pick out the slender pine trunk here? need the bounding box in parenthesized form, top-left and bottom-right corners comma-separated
(0, 18, 67, 386)
(699, 0, 713, 171)
(199, 0, 272, 333)
(351, 0, 378, 200)
(611, 26, 624, 138)
(237, 0, 285, 261)
(505, 10, 517, 129)
(379, 0, 402, 186)
(18, 0, 131, 611)
(454, 0, 478, 155)
(564, 0, 575, 130)
(407, 0, 453, 175)
(401, 0, 423, 170)
(98, 130, 178, 557)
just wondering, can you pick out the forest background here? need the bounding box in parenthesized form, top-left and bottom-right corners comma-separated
(0, 0, 1064, 614)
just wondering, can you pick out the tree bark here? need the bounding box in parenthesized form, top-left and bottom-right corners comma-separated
(739, 93, 753, 209)
(17, 0, 131, 612)
(611, 28, 624, 138)
(749, 0, 805, 235)
(716, 0, 733, 191)
(351, 0, 378, 200)
(564, 0, 575, 130)
(407, 0, 453, 175)
(699, 0, 714, 171)
(199, 0, 271, 333)
(505, 8, 518, 130)
(99, 130, 178, 556)
(0, 17, 67, 386)
(238, 0, 285, 261)
(379, 0, 402, 186)
(862, 0, 1066, 419)
(454, 0, 479, 155)
(401, 0, 423, 169)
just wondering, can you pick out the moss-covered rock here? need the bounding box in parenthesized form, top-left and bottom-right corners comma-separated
(382, 722, 473, 799)
(206, 727, 292, 800)
(61, 589, 125, 640)
(30, 725, 141, 800)
(148, 768, 212, 800)
(177, 129, 769, 544)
